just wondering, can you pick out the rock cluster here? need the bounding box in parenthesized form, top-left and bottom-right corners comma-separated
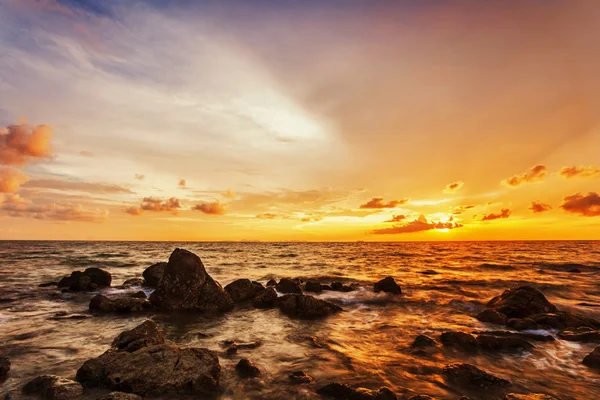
(58, 267, 112, 291)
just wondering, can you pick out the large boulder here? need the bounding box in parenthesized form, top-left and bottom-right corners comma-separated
(224, 279, 264, 303)
(58, 268, 112, 291)
(96, 393, 143, 400)
(504, 394, 559, 400)
(149, 249, 233, 313)
(373, 277, 401, 295)
(442, 363, 510, 390)
(0, 356, 9, 380)
(142, 262, 167, 287)
(277, 294, 342, 319)
(557, 327, 600, 342)
(251, 287, 278, 309)
(111, 320, 164, 352)
(276, 278, 302, 294)
(486, 286, 557, 318)
(583, 346, 600, 369)
(23, 375, 83, 400)
(89, 294, 151, 313)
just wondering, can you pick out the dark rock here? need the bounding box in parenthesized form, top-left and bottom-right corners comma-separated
(583, 346, 600, 369)
(530, 311, 600, 330)
(440, 332, 478, 352)
(486, 286, 557, 319)
(373, 277, 401, 295)
(321, 284, 333, 291)
(49, 312, 90, 321)
(289, 370, 313, 384)
(149, 249, 234, 313)
(122, 278, 144, 287)
(277, 294, 342, 319)
(304, 281, 323, 293)
(39, 281, 58, 287)
(96, 392, 143, 400)
(411, 335, 438, 349)
(236, 359, 260, 378)
(58, 268, 112, 291)
(471, 330, 554, 342)
(316, 383, 397, 399)
(89, 294, 151, 313)
(504, 394, 559, 400)
(317, 383, 355, 399)
(477, 309, 508, 325)
(476, 335, 534, 353)
(0, 356, 9, 380)
(558, 326, 600, 342)
(420, 270, 439, 275)
(408, 396, 436, 400)
(276, 278, 303, 294)
(266, 279, 277, 287)
(331, 281, 354, 292)
(225, 345, 238, 355)
(251, 287, 278, 309)
(507, 318, 539, 331)
(142, 262, 167, 287)
(130, 291, 146, 299)
(224, 279, 264, 303)
(23, 375, 83, 400)
(111, 320, 164, 353)
(568, 268, 582, 273)
(442, 363, 510, 389)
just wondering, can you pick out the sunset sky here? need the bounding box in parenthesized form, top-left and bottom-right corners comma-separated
(0, 0, 599, 241)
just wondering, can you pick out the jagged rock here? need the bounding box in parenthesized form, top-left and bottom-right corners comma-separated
(442, 363, 510, 389)
(96, 392, 143, 400)
(266, 279, 277, 287)
(277, 294, 342, 319)
(317, 383, 397, 399)
(476, 309, 508, 325)
(530, 312, 600, 330)
(224, 279, 264, 303)
(557, 326, 600, 342)
(111, 320, 164, 353)
(289, 370, 313, 384)
(149, 249, 233, 313)
(504, 394, 559, 400)
(0, 356, 9, 380)
(142, 262, 167, 287)
(476, 335, 534, 353)
(122, 278, 144, 287)
(331, 281, 354, 292)
(23, 375, 83, 400)
(411, 335, 438, 349)
(58, 268, 112, 291)
(373, 277, 401, 295)
(89, 294, 151, 313)
(236, 359, 260, 378)
(583, 346, 600, 369)
(486, 286, 557, 318)
(507, 318, 539, 331)
(276, 278, 303, 294)
(440, 332, 478, 352)
(304, 281, 323, 293)
(251, 287, 278, 309)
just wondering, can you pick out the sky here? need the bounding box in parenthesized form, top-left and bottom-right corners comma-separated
(0, 0, 599, 241)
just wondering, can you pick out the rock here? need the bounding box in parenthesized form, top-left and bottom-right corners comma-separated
(442, 363, 510, 390)
(236, 359, 260, 378)
(0, 356, 9, 380)
(142, 262, 167, 287)
(122, 278, 144, 287)
(224, 279, 264, 303)
(130, 291, 146, 299)
(251, 287, 278, 309)
(304, 281, 323, 293)
(317, 383, 354, 399)
(373, 277, 401, 295)
(276, 278, 303, 294)
(411, 335, 438, 349)
(476, 309, 508, 325)
(289, 370, 313, 384)
(486, 286, 557, 318)
(331, 281, 354, 292)
(408, 396, 436, 400)
(504, 394, 559, 400)
(149, 249, 234, 313)
(420, 269, 439, 275)
(48, 312, 91, 321)
(89, 294, 151, 313)
(39, 281, 58, 287)
(277, 294, 342, 319)
(507, 318, 539, 331)
(557, 326, 600, 342)
(96, 392, 143, 400)
(530, 311, 600, 330)
(58, 268, 112, 291)
(440, 332, 478, 352)
(583, 346, 600, 369)
(568, 268, 582, 273)
(321, 284, 333, 291)
(266, 279, 277, 287)
(316, 383, 397, 399)
(476, 335, 534, 353)
(23, 375, 83, 400)
(471, 330, 554, 342)
(111, 320, 164, 353)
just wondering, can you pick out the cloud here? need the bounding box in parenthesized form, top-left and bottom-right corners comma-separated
(0, 194, 109, 222)
(372, 214, 462, 234)
(79, 150, 93, 157)
(452, 204, 476, 215)
(256, 212, 279, 219)
(124, 206, 143, 216)
(560, 192, 600, 217)
(443, 181, 464, 193)
(384, 214, 406, 222)
(125, 197, 182, 216)
(0, 123, 53, 166)
(178, 179, 186, 188)
(0, 168, 29, 193)
(559, 166, 600, 179)
(529, 201, 552, 213)
(481, 208, 511, 221)
(359, 197, 408, 209)
(134, 174, 145, 180)
(23, 179, 134, 194)
(502, 165, 548, 187)
(192, 200, 226, 215)
(222, 189, 237, 199)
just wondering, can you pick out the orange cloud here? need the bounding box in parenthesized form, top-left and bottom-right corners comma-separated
(192, 200, 226, 215)
(178, 179, 186, 188)
(0, 168, 29, 193)
(560, 192, 600, 217)
(359, 197, 408, 209)
(0, 194, 108, 222)
(222, 189, 237, 199)
(453, 204, 476, 215)
(373, 214, 462, 234)
(559, 166, 600, 179)
(125, 197, 181, 216)
(443, 181, 464, 193)
(481, 208, 511, 221)
(0, 123, 52, 166)
(24, 179, 133, 194)
(256, 212, 279, 219)
(134, 174, 145, 180)
(124, 206, 143, 216)
(502, 165, 547, 187)
(529, 201, 552, 213)
(79, 151, 93, 157)
(385, 214, 406, 222)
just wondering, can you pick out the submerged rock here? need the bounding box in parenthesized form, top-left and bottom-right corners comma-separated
(583, 346, 600, 369)
(442, 363, 510, 390)
(0, 356, 9, 380)
(277, 294, 342, 319)
(89, 294, 151, 313)
(317, 383, 397, 399)
(471, 330, 554, 342)
(476, 309, 508, 325)
(486, 286, 557, 318)
(557, 326, 600, 342)
(236, 358, 260, 378)
(288, 370, 313, 384)
(440, 332, 478, 352)
(411, 334, 438, 349)
(121, 278, 144, 287)
(373, 277, 401, 295)
(276, 278, 303, 294)
(96, 392, 143, 400)
(142, 262, 167, 287)
(476, 335, 534, 353)
(23, 375, 83, 400)
(331, 281, 354, 292)
(507, 318, 540, 331)
(111, 320, 164, 352)
(224, 279, 264, 303)
(504, 394, 559, 400)
(530, 312, 600, 330)
(58, 267, 112, 291)
(304, 281, 323, 293)
(251, 287, 278, 309)
(149, 248, 234, 313)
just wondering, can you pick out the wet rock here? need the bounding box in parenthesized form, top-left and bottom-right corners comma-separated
(486, 286, 557, 319)
(142, 262, 167, 287)
(442, 363, 510, 390)
(89, 294, 151, 313)
(373, 277, 401, 295)
(266, 279, 277, 287)
(331, 281, 354, 292)
(504, 394, 559, 400)
(111, 320, 164, 353)
(236, 359, 260, 378)
(507, 318, 539, 331)
(122, 278, 144, 287)
(130, 291, 146, 299)
(96, 392, 143, 400)
(408, 396, 436, 400)
(224, 279, 264, 303)
(277, 294, 342, 319)
(530, 311, 600, 330)
(48, 312, 91, 321)
(420, 269, 439, 275)
(568, 268, 582, 273)
(583, 346, 600, 369)
(304, 281, 323, 293)
(276, 278, 303, 294)
(440, 332, 478, 352)
(149, 248, 234, 313)
(251, 287, 278, 309)
(411, 335, 438, 349)
(471, 330, 554, 342)
(476, 309, 508, 325)
(321, 284, 333, 291)
(0, 356, 9, 380)
(23, 375, 83, 400)
(557, 326, 600, 342)
(39, 281, 58, 287)
(317, 383, 397, 399)
(289, 370, 313, 384)
(476, 335, 534, 353)
(58, 268, 112, 291)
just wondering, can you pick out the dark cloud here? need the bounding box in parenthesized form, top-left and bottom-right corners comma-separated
(503, 165, 547, 187)
(192, 200, 226, 215)
(0, 124, 53, 166)
(559, 166, 599, 179)
(372, 214, 462, 234)
(0, 167, 29, 193)
(359, 197, 408, 209)
(384, 214, 406, 222)
(529, 201, 552, 213)
(0, 193, 108, 222)
(443, 181, 464, 193)
(560, 192, 600, 216)
(24, 179, 134, 194)
(481, 208, 511, 221)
